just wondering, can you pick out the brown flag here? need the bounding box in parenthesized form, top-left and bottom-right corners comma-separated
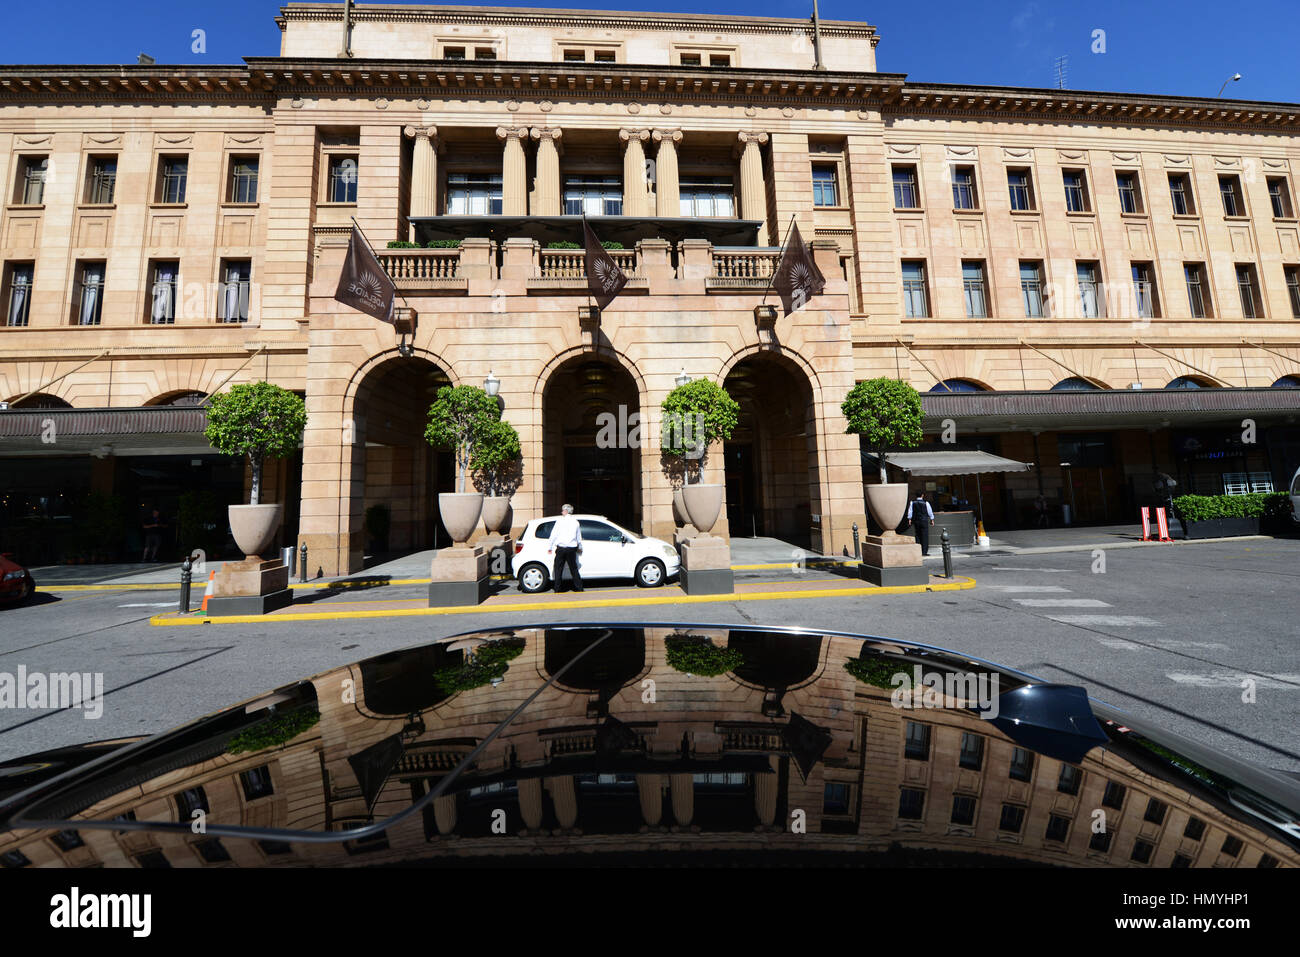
(334, 226, 397, 324)
(770, 220, 825, 316)
(583, 217, 628, 310)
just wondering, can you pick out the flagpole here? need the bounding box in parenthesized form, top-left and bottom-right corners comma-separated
(583, 214, 595, 312)
(350, 215, 412, 313)
(760, 213, 798, 306)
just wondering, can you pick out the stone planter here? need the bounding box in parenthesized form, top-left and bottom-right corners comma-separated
(1181, 516, 1259, 539)
(681, 483, 724, 534)
(672, 489, 689, 526)
(482, 495, 513, 534)
(228, 504, 282, 559)
(865, 483, 909, 535)
(439, 492, 484, 544)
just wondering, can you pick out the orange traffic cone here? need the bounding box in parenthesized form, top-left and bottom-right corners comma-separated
(198, 570, 216, 615)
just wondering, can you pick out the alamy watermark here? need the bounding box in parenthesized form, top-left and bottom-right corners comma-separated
(0, 667, 104, 718)
(890, 665, 1000, 719)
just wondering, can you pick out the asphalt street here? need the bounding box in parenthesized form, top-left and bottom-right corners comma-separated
(1, 537, 1297, 775)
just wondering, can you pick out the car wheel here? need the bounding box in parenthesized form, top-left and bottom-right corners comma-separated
(518, 563, 549, 594)
(635, 558, 665, 588)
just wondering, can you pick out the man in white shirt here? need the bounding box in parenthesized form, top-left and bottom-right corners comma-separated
(906, 492, 935, 556)
(547, 503, 583, 592)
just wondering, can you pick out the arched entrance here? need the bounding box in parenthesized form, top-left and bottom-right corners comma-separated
(541, 355, 641, 530)
(352, 356, 452, 555)
(723, 354, 818, 548)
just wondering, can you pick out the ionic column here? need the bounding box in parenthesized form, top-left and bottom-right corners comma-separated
(636, 773, 664, 827)
(652, 129, 683, 217)
(546, 775, 578, 829)
(737, 131, 770, 245)
(518, 777, 544, 831)
(754, 771, 778, 827)
(619, 129, 651, 217)
(530, 127, 563, 216)
(669, 771, 694, 826)
(404, 125, 439, 242)
(496, 127, 529, 215)
(433, 794, 457, 835)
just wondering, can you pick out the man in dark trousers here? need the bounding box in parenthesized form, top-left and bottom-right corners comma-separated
(547, 503, 584, 593)
(906, 491, 934, 556)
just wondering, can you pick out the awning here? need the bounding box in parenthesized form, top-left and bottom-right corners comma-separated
(866, 450, 1032, 476)
(410, 214, 764, 248)
(0, 407, 213, 457)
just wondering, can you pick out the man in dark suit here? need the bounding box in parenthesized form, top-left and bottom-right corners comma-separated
(906, 492, 934, 556)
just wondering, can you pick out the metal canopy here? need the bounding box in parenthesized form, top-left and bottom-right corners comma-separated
(0, 407, 213, 457)
(409, 215, 764, 248)
(867, 450, 1031, 477)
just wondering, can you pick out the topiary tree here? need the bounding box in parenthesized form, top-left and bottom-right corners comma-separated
(424, 384, 500, 493)
(204, 381, 307, 505)
(471, 417, 523, 497)
(660, 378, 740, 485)
(841, 378, 923, 485)
(664, 633, 744, 676)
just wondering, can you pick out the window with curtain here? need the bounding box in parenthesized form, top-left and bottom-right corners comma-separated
(1077, 262, 1102, 318)
(158, 156, 188, 204)
(962, 261, 988, 317)
(1168, 173, 1193, 215)
(327, 155, 358, 204)
(228, 156, 259, 203)
(5, 264, 33, 327)
(1020, 261, 1045, 317)
(892, 166, 919, 208)
(1236, 264, 1261, 318)
(446, 172, 502, 215)
(86, 157, 117, 205)
(18, 156, 48, 205)
(1285, 266, 1300, 318)
(218, 260, 250, 323)
(1268, 177, 1294, 218)
(1063, 170, 1089, 212)
(901, 261, 928, 317)
(679, 176, 734, 217)
(77, 263, 105, 325)
(811, 165, 838, 206)
(1116, 172, 1141, 213)
(1007, 169, 1033, 211)
(1132, 263, 1157, 318)
(563, 176, 622, 216)
(951, 166, 977, 209)
(149, 261, 178, 324)
(1184, 263, 1210, 318)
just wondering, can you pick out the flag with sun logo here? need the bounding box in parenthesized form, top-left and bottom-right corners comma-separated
(334, 225, 397, 324)
(583, 217, 628, 310)
(770, 220, 825, 316)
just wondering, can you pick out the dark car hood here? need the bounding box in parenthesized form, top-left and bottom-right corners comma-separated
(1, 623, 1297, 868)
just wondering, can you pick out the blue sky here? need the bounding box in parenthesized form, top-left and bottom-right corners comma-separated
(2, 0, 1297, 102)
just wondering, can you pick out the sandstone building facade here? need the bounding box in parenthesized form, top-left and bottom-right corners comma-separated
(1, 2, 1299, 573)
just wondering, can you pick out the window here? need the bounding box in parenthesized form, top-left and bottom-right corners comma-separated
(195, 838, 231, 863)
(578, 519, 624, 543)
(1009, 747, 1034, 782)
(240, 766, 275, 801)
(1076, 262, 1102, 318)
(961, 261, 987, 318)
(51, 829, 85, 851)
(1063, 170, 1090, 212)
(1089, 830, 1113, 852)
(218, 260, 251, 323)
(950, 794, 976, 826)
(903, 720, 930, 760)
(1007, 168, 1034, 211)
(1045, 814, 1071, 842)
(1219, 175, 1245, 216)
(1, 850, 31, 868)
(1185, 263, 1211, 317)
(135, 850, 171, 869)
(4, 262, 33, 327)
(901, 261, 929, 318)
(74, 261, 105, 325)
(148, 261, 178, 324)
(812, 164, 839, 207)
(1259, 854, 1279, 868)
(958, 732, 985, 770)
(999, 804, 1025, 833)
(1116, 171, 1142, 213)
(1020, 261, 1045, 317)
(898, 788, 925, 820)
(892, 166, 919, 209)
(228, 156, 259, 203)
(563, 176, 622, 216)
(447, 172, 502, 215)
(474, 47, 496, 61)
(175, 786, 209, 819)
(593, 50, 616, 63)
(444, 46, 466, 60)
(823, 782, 851, 815)
(157, 156, 188, 204)
(679, 53, 701, 66)
(1168, 173, 1195, 215)
(951, 165, 977, 209)
(1144, 797, 1168, 825)
(326, 155, 358, 203)
(1184, 816, 1206, 841)
(259, 840, 292, 856)
(1285, 266, 1300, 318)
(15, 155, 48, 205)
(679, 176, 734, 217)
(1171, 853, 1192, 868)
(1268, 176, 1294, 218)
(1130, 839, 1154, 864)
(1102, 781, 1126, 809)
(1237, 264, 1262, 318)
(85, 156, 117, 204)
(1058, 764, 1082, 795)
(1221, 835, 1243, 857)
(709, 54, 730, 66)
(1132, 263, 1158, 318)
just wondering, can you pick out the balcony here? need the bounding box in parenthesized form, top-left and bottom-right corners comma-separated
(376, 247, 466, 294)
(526, 246, 647, 293)
(707, 247, 780, 292)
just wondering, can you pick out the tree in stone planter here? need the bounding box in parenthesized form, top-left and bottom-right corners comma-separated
(203, 381, 307, 505)
(471, 417, 523, 497)
(664, 633, 744, 677)
(423, 385, 500, 493)
(841, 378, 924, 485)
(660, 378, 740, 485)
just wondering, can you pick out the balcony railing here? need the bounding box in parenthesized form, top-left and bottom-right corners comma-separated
(376, 248, 466, 292)
(707, 248, 780, 291)
(527, 247, 646, 293)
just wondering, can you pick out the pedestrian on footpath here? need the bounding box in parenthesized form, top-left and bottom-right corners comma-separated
(907, 492, 934, 556)
(548, 503, 584, 593)
(141, 508, 167, 562)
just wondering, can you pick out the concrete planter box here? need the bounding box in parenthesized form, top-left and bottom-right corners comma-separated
(1181, 516, 1259, 539)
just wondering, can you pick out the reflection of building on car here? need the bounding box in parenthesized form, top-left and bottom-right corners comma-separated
(1291, 467, 1300, 519)
(512, 514, 680, 593)
(0, 553, 35, 604)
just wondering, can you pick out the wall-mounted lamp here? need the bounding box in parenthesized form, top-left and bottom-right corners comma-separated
(483, 370, 500, 397)
(675, 369, 692, 388)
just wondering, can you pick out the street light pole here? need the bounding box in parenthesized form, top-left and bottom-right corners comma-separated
(1217, 73, 1242, 98)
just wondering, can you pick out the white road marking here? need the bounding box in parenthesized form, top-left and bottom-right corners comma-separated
(1046, 615, 1163, 627)
(1096, 638, 1141, 650)
(984, 567, 1075, 572)
(118, 602, 176, 608)
(991, 586, 1072, 593)
(1166, 673, 1300, 689)
(1014, 598, 1112, 608)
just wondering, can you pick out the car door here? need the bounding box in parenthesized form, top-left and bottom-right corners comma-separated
(576, 519, 630, 580)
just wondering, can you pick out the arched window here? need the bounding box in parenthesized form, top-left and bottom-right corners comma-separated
(6, 393, 72, 409)
(1166, 376, 1211, 389)
(929, 379, 987, 393)
(1050, 377, 1102, 391)
(150, 391, 207, 407)
(1271, 375, 1300, 389)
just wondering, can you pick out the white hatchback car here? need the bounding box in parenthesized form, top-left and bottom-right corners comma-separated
(511, 514, 680, 593)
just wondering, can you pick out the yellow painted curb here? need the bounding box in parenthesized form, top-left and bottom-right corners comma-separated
(149, 575, 975, 626)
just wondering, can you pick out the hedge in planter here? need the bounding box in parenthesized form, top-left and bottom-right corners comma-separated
(227, 708, 321, 755)
(432, 638, 526, 693)
(664, 634, 744, 676)
(1170, 492, 1285, 520)
(844, 657, 904, 690)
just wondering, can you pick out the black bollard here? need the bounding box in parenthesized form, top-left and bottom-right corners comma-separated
(941, 529, 953, 579)
(179, 555, 193, 613)
(852, 522, 860, 560)
(300, 542, 308, 584)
